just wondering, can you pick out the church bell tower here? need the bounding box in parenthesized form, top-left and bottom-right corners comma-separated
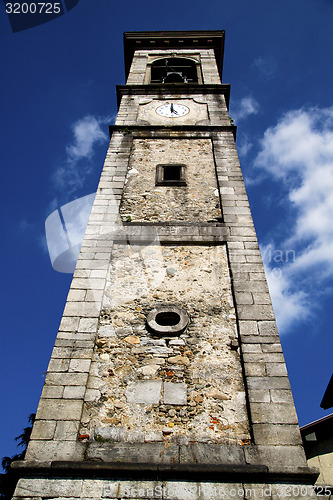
(12, 31, 318, 499)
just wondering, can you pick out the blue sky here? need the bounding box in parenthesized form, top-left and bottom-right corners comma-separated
(1, 0, 333, 465)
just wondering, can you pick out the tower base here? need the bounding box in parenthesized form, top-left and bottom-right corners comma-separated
(12, 456, 319, 500)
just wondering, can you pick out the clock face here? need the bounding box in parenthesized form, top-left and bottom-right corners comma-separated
(156, 103, 190, 118)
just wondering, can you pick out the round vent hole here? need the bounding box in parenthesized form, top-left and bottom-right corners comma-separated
(155, 312, 180, 326)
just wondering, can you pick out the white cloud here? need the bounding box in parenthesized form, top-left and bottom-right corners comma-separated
(237, 134, 253, 157)
(52, 114, 111, 195)
(232, 97, 259, 123)
(265, 265, 311, 332)
(254, 106, 333, 332)
(252, 56, 277, 79)
(261, 243, 311, 331)
(66, 116, 108, 163)
(44, 114, 113, 272)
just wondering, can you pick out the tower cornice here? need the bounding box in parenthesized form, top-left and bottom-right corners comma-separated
(123, 30, 225, 80)
(108, 124, 237, 140)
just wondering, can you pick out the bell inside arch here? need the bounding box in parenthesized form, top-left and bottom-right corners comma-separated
(163, 72, 186, 83)
(151, 57, 198, 84)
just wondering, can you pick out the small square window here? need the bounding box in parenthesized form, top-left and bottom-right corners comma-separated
(156, 164, 186, 186)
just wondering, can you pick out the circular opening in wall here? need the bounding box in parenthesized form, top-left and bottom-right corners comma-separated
(155, 312, 181, 326)
(146, 306, 189, 335)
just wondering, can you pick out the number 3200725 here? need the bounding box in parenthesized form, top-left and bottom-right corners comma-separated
(6, 3, 62, 14)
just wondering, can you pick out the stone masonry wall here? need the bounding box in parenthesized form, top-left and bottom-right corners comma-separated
(119, 138, 221, 222)
(80, 244, 250, 447)
(22, 128, 309, 473)
(126, 49, 221, 85)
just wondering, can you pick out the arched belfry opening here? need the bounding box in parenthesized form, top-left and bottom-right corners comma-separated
(150, 57, 198, 83)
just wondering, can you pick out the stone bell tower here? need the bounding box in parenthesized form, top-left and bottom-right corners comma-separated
(13, 31, 318, 499)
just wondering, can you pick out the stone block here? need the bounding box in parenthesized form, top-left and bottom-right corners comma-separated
(69, 358, 91, 373)
(238, 320, 258, 335)
(163, 382, 187, 405)
(258, 320, 279, 335)
(243, 352, 285, 363)
(87, 442, 179, 464)
(144, 431, 164, 442)
(45, 372, 88, 386)
(71, 347, 94, 359)
(266, 363, 288, 377)
(270, 389, 295, 403)
(227, 241, 244, 249)
(223, 206, 251, 215)
(248, 390, 270, 403)
(80, 480, 105, 498)
(246, 254, 263, 263)
(162, 481, 247, 500)
(75, 339, 97, 349)
(234, 291, 253, 304)
(241, 343, 262, 353)
(237, 305, 275, 321)
(95, 252, 111, 260)
(249, 272, 267, 281)
(25, 440, 84, 461)
(47, 358, 70, 372)
(54, 420, 79, 441)
(180, 443, 245, 464)
(30, 420, 56, 440)
(54, 338, 75, 347)
(230, 226, 256, 237)
(228, 214, 253, 223)
(252, 423, 302, 445)
(244, 444, 307, 468)
(85, 289, 104, 302)
(50, 346, 73, 358)
(63, 385, 86, 399)
(244, 363, 266, 377)
(95, 426, 126, 442)
(84, 389, 101, 402)
(250, 402, 298, 424)
(35, 398, 83, 421)
(245, 241, 259, 249)
(253, 292, 272, 304)
(236, 197, 251, 204)
(41, 385, 64, 399)
(244, 335, 280, 344)
(71, 277, 106, 290)
(101, 480, 162, 499)
(78, 317, 99, 333)
(262, 343, 283, 353)
(90, 269, 108, 279)
(126, 380, 162, 404)
(248, 376, 291, 390)
(126, 429, 146, 443)
(59, 316, 80, 332)
(57, 331, 89, 341)
(66, 289, 86, 302)
(87, 375, 105, 390)
(63, 301, 100, 318)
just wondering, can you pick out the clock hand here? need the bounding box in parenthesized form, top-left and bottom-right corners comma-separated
(170, 103, 178, 115)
